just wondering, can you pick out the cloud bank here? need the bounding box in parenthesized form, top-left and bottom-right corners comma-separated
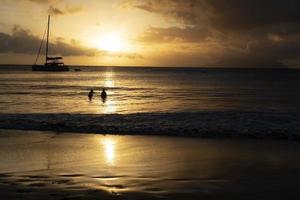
(0, 26, 143, 63)
(0, 26, 100, 56)
(26, 0, 83, 16)
(48, 5, 83, 15)
(124, 0, 300, 67)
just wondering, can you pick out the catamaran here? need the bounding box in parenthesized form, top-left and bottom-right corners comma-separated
(32, 15, 69, 71)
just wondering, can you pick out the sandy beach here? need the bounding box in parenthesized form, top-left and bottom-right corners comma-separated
(1, 129, 300, 200)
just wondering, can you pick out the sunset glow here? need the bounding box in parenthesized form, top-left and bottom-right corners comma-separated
(95, 32, 128, 52)
(0, 0, 299, 67)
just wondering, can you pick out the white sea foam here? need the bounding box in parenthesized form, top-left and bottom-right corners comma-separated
(0, 111, 299, 139)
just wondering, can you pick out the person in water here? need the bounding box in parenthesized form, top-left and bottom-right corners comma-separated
(88, 89, 94, 101)
(101, 88, 107, 100)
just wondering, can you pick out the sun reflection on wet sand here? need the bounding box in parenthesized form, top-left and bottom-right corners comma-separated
(101, 138, 116, 166)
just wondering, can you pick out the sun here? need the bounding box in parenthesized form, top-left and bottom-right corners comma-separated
(96, 32, 127, 52)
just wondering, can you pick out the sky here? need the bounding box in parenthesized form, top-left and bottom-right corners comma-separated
(0, 0, 300, 67)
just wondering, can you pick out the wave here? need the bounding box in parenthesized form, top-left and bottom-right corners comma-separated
(0, 111, 299, 139)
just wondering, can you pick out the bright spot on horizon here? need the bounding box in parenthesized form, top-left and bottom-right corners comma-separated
(96, 32, 128, 52)
(101, 138, 116, 166)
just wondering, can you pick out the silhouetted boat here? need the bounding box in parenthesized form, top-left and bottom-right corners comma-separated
(32, 15, 69, 72)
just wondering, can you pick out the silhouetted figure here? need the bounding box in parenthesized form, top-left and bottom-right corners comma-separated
(101, 88, 107, 102)
(88, 89, 94, 101)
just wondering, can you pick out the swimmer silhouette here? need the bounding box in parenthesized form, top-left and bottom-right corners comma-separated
(88, 89, 94, 101)
(101, 88, 107, 102)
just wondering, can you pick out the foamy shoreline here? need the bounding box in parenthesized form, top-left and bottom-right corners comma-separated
(0, 111, 299, 139)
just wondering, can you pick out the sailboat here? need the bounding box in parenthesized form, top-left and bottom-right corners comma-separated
(32, 15, 69, 72)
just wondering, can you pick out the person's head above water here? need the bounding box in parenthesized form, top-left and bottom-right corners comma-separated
(91, 89, 94, 93)
(102, 88, 106, 92)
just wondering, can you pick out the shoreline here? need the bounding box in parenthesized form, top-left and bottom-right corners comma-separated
(0, 111, 299, 140)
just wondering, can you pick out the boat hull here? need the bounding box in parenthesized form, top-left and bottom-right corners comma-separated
(32, 65, 69, 72)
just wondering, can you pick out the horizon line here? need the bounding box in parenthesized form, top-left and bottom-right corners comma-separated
(0, 64, 299, 69)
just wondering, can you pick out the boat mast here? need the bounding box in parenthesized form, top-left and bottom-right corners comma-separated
(45, 15, 50, 64)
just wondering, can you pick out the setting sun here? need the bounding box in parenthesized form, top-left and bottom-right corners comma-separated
(96, 32, 127, 52)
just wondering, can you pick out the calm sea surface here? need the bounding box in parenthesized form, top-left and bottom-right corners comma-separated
(0, 66, 300, 114)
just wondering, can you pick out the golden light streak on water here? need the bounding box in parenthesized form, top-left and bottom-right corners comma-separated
(102, 70, 118, 114)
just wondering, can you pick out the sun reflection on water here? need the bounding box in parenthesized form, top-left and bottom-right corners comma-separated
(105, 79, 114, 88)
(104, 71, 114, 88)
(103, 101, 117, 113)
(102, 71, 118, 114)
(101, 138, 116, 166)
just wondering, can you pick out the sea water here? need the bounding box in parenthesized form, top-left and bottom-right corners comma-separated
(1, 66, 300, 114)
(0, 66, 300, 138)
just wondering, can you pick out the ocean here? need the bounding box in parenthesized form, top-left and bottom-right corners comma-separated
(0, 65, 300, 138)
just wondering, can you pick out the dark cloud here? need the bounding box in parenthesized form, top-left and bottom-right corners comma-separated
(123, 0, 300, 67)
(48, 6, 63, 15)
(25, 0, 83, 15)
(208, 0, 300, 32)
(27, 0, 61, 4)
(0, 26, 100, 56)
(27, 0, 49, 4)
(124, 0, 300, 32)
(138, 26, 211, 43)
(48, 5, 83, 15)
(121, 0, 208, 25)
(0, 26, 144, 61)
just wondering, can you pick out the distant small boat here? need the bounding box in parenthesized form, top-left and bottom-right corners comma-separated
(32, 15, 69, 72)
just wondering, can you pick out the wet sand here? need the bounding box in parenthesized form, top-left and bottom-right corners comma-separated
(1, 129, 300, 199)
